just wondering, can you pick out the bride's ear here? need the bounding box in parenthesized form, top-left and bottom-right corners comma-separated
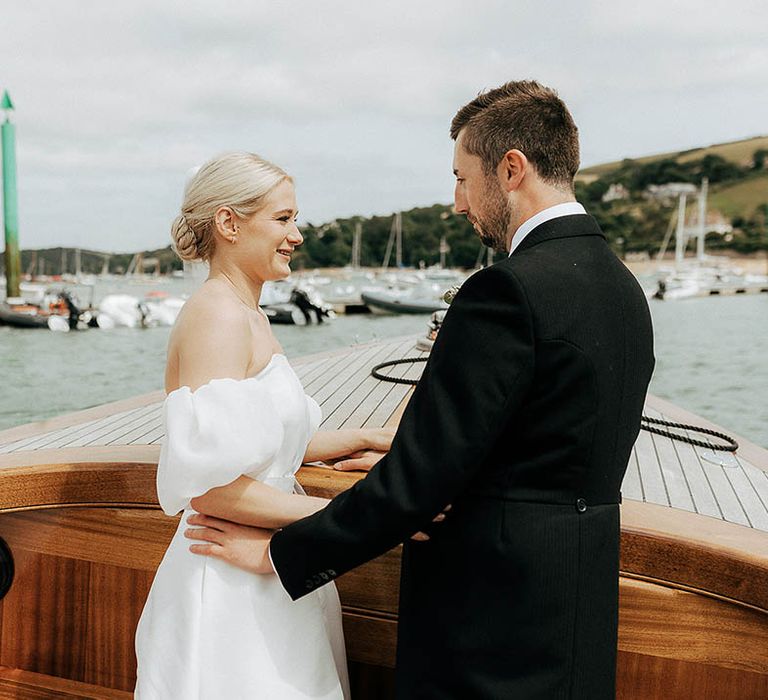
(214, 206, 239, 242)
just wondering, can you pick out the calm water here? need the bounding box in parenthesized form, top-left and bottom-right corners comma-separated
(1, 278, 766, 448)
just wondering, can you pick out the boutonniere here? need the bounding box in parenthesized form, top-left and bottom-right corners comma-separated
(442, 283, 463, 305)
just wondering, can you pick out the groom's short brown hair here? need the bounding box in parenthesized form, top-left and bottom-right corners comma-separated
(450, 80, 580, 191)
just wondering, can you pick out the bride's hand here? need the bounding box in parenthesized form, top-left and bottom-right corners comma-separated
(333, 449, 385, 472)
(361, 426, 396, 452)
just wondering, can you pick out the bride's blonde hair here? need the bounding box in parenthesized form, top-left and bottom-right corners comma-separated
(171, 152, 291, 262)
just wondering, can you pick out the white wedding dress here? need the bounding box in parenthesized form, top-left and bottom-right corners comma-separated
(135, 354, 349, 699)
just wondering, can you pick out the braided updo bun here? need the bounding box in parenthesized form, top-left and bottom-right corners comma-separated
(170, 214, 207, 261)
(170, 152, 291, 263)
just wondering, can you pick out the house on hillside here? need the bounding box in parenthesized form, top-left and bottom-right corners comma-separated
(602, 183, 630, 202)
(644, 182, 698, 202)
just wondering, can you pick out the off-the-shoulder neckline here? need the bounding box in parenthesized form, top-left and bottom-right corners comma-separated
(165, 353, 287, 398)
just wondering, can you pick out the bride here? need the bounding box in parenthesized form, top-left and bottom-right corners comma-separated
(134, 152, 392, 699)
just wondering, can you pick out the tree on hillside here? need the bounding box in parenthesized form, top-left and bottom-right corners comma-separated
(695, 154, 746, 183)
(728, 203, 768, 253)
(752, 149, 768, 171)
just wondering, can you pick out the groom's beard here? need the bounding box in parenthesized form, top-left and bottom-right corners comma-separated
(473, 177, 514, 255)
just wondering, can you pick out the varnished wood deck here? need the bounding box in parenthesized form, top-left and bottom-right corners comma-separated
(1, 334, 766, 534)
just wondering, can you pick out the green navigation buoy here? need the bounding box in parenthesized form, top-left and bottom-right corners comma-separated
(2, 90, 21, 299)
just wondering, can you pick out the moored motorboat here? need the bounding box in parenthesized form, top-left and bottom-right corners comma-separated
(0, 301, 57, 328)
(96, 293, 187, 328)
(260, 302, 309, 325)
(0, 290, 90, 331)
(262, 287, 336, 324)
(361, 290, 449, 315)
(0, 336, 765, 699)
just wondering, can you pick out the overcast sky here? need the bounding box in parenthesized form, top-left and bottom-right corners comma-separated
(1, 0, 767, 253)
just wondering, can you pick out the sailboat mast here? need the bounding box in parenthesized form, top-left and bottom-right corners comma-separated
(395, 212, 402, 268)
(697, 177, 708, 261)
(351, 221, 362, 269)
(382, 215, 396, 269)
(439, 235, 448, 268)
(675, 193, 687, 265)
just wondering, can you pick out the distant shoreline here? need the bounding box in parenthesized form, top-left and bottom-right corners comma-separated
(622, 252, 768, 276)
(292, 253, 768, 278)
(4, 252, 766, 285)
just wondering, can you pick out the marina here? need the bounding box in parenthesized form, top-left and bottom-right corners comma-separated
(0, 334, 766, 698)
(649, 179, 768, 301)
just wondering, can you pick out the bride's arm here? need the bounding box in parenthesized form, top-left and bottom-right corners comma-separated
(191, 425, 396, 528)
(303, 427, 395, 463)
(190, 477, 329, 530)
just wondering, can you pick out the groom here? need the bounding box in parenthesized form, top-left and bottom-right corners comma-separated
(189, 80, 655, 698)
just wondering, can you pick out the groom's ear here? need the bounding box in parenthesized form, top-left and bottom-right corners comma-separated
(497, 149, 527, 192)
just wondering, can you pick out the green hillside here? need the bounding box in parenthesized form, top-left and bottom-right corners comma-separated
(708, 172, 768, 219)
(580, 135, 768, 179)
(574, 135, 768, 254)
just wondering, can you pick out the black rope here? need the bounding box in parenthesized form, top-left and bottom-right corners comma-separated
(370, 358, 740, 453)
(371, 357, 428, 384)
(639, 416, 738, 452)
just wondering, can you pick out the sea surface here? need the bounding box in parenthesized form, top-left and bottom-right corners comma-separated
(1, 276, 766, 448)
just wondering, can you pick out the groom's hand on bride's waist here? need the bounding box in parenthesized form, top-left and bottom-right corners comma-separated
(185, 513, 276, 575)
(185, 502, 453, 576)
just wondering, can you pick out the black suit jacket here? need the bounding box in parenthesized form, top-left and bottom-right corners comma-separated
(271, 214, 655, 699)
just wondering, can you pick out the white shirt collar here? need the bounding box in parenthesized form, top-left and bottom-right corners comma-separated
(508, 202, 586, 256)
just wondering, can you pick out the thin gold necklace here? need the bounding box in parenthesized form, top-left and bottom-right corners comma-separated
(218, 273, 262, 314)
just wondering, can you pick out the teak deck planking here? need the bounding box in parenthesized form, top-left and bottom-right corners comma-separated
(1, 335, 766, 534)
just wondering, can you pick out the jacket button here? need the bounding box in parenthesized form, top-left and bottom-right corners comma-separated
(576, 498, 587, 513)
(305, 579, 314, 590)
(320, 572, 329, 581)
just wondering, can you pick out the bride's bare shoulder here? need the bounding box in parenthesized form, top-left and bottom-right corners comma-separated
(165, 282, 254, 392)
(171, 281, 249, 345)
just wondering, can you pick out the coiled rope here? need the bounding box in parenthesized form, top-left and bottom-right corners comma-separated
(371, 357, 739, 453)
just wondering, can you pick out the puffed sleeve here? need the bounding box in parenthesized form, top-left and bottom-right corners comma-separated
(157, 378, 285, 515)
(306, 395, 322, 435)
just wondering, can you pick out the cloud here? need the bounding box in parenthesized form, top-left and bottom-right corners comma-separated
(1, 0, 766, 251)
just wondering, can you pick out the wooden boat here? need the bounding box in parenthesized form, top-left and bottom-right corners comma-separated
(0, 336, 766, 698)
